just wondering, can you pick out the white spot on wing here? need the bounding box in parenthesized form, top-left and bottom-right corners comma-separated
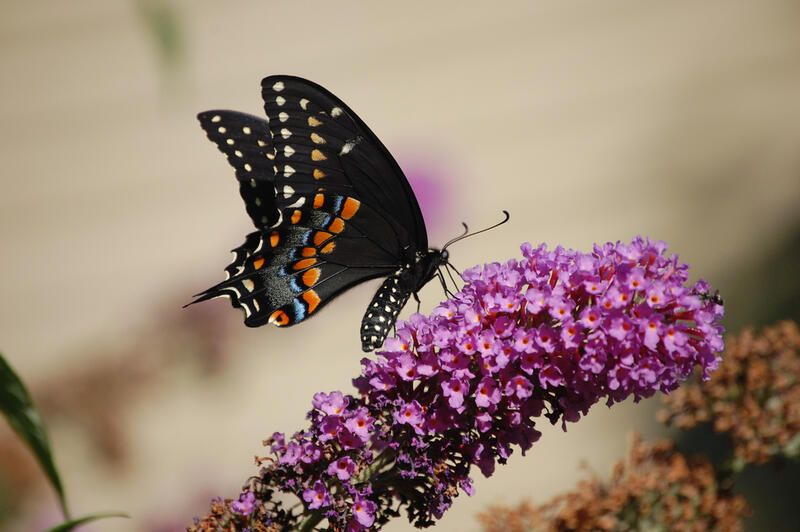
(288, 197, 306, 208)
(283, 165, 295, 177)
(281, 128, 292, 139)
(272, 81, 285, 92)
(243, 279, 255, 292)
(284, 145, 295, 157)
(331, 107, 343, 117)
(269, 210, 284, 228)
(300, 98, 310, 110)
(279, 112, 289, 122)
(276, 96, 286, 106)
(211, 115, 221, 123)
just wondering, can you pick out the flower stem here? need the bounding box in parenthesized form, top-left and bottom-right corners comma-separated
(297, 510, 324, 532)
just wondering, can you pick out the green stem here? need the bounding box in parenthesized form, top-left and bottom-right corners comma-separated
(297, 510, 324, 532)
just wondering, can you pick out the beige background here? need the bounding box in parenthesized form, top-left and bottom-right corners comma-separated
(2, 1, 800, 530)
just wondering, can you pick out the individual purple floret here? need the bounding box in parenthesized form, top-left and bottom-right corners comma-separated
(230, 491, 256, 516)
(209, 237, 724, 531)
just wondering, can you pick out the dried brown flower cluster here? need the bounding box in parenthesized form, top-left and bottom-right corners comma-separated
(659, 321, 800, 465)
(188, 498, 279, 532)
(478, 436, 748, 532)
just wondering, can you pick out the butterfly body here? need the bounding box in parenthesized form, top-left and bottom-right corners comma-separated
(359, 248, 449, 351)
(190, 76, 443, 351)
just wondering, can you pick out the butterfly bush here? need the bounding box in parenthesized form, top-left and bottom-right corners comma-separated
(190, 237, 724, 531)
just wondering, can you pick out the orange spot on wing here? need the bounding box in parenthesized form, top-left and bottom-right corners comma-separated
(340, 197, 361, 220)
(291, 210, 302, 224)
(311, 149, 327, 161)
(313, 168, 327, 180)
(268, 310, 290, 327)
(270, 232, 280, 247)
(313, 231, 333, 246)
(253, 257, 266, 270)
(301, 247, 316, 257)
(293, 258, 317, 270)
(329, 217, 345, 234)
(310, 132, 326, 144)
(302, 267, 321, 287)
(321, 242, 336, 254)
(308, 116, 323, 127)
(303, 290, 321, 313)
(313, 193, 325, 209)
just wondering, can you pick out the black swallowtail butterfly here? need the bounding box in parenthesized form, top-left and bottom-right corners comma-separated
(190, 75, 477, 352)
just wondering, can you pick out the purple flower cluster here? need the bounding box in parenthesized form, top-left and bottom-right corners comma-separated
(230, 238, 724, 530)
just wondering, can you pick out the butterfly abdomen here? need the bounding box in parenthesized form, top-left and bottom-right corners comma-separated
(361, 274, 412, 352)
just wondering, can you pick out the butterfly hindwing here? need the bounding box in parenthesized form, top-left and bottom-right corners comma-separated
(197, 110, 279, 228)
(190, 193, 402, 327)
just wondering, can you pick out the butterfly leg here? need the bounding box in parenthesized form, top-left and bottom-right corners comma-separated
(413, 291, 421, 314)
(444, 264, 461, 293)
(437, 269, 456, 298)
(447, 261, 463, 278)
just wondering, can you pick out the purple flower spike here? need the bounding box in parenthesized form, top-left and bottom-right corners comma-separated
(227, 237, 723, 531)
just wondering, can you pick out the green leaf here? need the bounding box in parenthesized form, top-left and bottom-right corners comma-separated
(0, 353, 68, 517)
(47, 512, 129, 532)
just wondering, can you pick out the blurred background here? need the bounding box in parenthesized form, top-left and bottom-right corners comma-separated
(1, 1, 799, 530)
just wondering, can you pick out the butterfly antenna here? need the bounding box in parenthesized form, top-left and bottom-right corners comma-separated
(442, 222, 469, 250)
(442, 210, 510, 250)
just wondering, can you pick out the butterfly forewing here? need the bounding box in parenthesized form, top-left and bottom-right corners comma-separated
(261, 76, 427, 250)
(198, 111, 279, 228)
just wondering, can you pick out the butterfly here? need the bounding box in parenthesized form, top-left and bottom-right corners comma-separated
(189, 75, 471, 351)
